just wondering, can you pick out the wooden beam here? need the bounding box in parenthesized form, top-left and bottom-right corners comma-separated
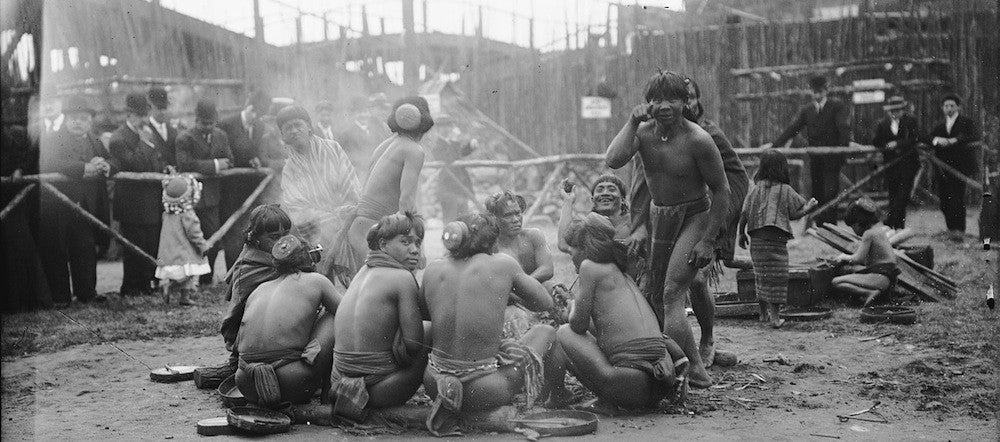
(204, 170, 273, 250)
(0, 184, 36, 221)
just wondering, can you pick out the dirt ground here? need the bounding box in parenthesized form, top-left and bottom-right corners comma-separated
(2, 209, 998, 440)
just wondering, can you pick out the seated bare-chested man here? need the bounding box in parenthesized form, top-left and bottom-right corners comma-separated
(485, 191, 555, 338)
(605, 71, 730, 388)
(546, 214, 687, 410)
(329, 212, 430, 421)
(557, 174, 632, 251)
(419, 212, 558, 436)
(235, 235, 341, 406)
(347, 97, 433, 265)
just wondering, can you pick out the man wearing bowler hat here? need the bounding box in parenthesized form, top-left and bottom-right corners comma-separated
(110, 92, 168, 296)
(176, 98, 234, 285)
(871, 96, 921, 230)
(147, 86, 178, 167)
(763, 76, 852, 224)
(39, 95, 115, 304)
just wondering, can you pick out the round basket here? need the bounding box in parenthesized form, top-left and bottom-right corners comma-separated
(149, 365, 198, 383)
(217, 374, 247, 408)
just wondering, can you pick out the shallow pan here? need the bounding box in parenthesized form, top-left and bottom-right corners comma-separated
(217, 374, 247, 408)
(511, 410, 598, 437)
(227, 407, 291, 435)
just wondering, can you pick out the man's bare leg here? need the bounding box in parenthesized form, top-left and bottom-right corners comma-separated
(833, 274, 889, 305)
(553, 325, 662, 409)
(661, 214, 713, 388)
(367, 341, 431, 409)
(425, 325, 555, 412)
(688, 274, 715, 368)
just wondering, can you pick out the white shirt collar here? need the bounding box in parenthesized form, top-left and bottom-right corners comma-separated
(815, 98, 827, 111)
(945, 113, 958, 132)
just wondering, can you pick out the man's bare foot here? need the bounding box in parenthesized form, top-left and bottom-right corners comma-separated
(770, 318, 786, 329)
(572, 398, 620, 417)
(699, 341, 715, 368)
(688, 365, 714, 389)
(544, 387, 579, 409)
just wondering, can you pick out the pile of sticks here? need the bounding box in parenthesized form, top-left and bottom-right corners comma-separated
(807, 223, 957, 302)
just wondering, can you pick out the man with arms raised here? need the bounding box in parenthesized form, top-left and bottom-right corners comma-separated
(330, 212, 430, 421)
(420, 212, 557, 436)
(546, 214, 687, 410)
(605, 71, 730, 388)
(557, 174, 631, 252)
(235, 235, 340, 406)
(347, 97, 433, 267)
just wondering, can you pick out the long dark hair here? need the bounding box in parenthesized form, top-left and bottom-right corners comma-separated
(683, 76, 704, 122)
(565, 215, 628, 273)
(755, 149, 791, 185)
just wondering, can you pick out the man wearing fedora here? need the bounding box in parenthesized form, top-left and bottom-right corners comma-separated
(763, 76, 852, 225)
(39, 95, 114, 305)
(176, 98, 234, 285)
(924, 93, 981, 239)
(110, 92, 167, 296)
(871, 96, 921, 230)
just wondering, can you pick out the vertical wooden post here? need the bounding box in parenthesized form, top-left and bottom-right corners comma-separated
(380, 17, 386, 35)
(362, 5, 370, 36)
(529, 17, 535, 50)
(422, 0, 429, 33)
(402, 0, 419, 90)
(323, 13, 329, 41)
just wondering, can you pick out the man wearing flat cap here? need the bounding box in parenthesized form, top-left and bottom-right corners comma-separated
(871, 96, 921, 230)
(763, 76, 853, 224)
(40, 95, 115, 304)
(147, 86, 178, 167)
(923, 93, 981, 239)
(110, 92, 168, 296)
(176, 98, 234, 285)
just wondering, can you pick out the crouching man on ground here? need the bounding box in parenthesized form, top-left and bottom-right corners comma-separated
(546, 213, 688, 411)
(420, 212, 558, 436)
(235, 235, 341, 407)
(329, 212, 430, 421)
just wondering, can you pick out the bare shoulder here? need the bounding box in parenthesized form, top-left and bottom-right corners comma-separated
(523, 228, 547, 244)
(579, 259, 615, 279)
(300, 272, 336, 290)
(685, 121, 716, 148)
(490, 252, 522, 273)
(382, 267, 419, 290)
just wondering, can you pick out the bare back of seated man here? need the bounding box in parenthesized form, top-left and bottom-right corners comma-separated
(419, 212, 557, 436)
(236, 236, 341, 406)
(605, 71, 731, 388)
(330, 212, 430, 420)
(547, 214, 686, 410)
(348, 97, 432, 262)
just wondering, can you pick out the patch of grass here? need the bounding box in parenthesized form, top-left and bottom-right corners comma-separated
(1, 284, 228, 357)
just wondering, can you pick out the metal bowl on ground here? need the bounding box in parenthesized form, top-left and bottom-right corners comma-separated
(511, 410, 598, 437)
(149, 365, 198, 383)
(226, 407, 291, 435)
(217, 374, 247, 408)
(779, 306, 833, 322)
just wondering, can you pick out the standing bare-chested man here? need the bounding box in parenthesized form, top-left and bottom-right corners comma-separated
(605, 71, 730, 388)
(330, 212, 429, 421)
(347, 97, 433, 267)
(419, 212, 557, 436)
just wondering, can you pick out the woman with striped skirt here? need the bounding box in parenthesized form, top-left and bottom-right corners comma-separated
(737, 150, 817, 328)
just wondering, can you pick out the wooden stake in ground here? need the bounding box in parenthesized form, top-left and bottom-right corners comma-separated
(203, 170, 273, 251)
(0, 183, 36, 221)
(39, 182, 157, 266)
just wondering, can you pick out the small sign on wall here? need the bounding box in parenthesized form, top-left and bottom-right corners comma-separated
(852, 90, 885, 105)
(581, 96, 612, 119)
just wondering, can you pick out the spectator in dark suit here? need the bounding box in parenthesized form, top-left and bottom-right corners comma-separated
(763, 76, 852, 224)
(313, 100, 336, 140)
(871, 96, 921, 230)
(176, 99, 234, 285)
(147, 86, 178, 167)
(217, 90, 270, 270)
(924, 93, 981, 237)
(39, 96, 115, 304)
(110, 92, 166, 296)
